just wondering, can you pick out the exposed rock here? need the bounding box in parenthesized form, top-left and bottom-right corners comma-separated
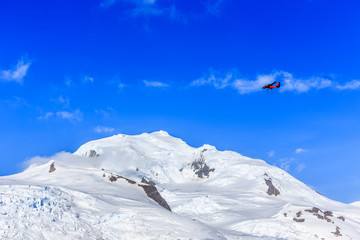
(139, 178, 171, 211)
(109, 175, 117, 182)
(324, 210, 333, 217)
(86, 150, 99, 157)
(181, 153, 215, 179)
(106, 172, 169, 210)
(305, 207, 334, 223)
(305, 207, 322, 214)
(337, 216, 345, 221)
(293, 217, 305, 222)
(264, 179, 280, 196)
(49, 162, 56, 173)
(107, 174, 136, 184)
(191, 154, 215, 178)
(316, 190, 324, 196)
(332, 226, 342, 237)
(292, 211, 305, 222)
(119, 176, 136, 184)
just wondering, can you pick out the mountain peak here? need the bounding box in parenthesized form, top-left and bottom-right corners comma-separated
(1, 132, 359, 239)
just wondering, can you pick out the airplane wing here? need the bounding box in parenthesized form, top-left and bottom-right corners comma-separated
(269, 81, 276, 86)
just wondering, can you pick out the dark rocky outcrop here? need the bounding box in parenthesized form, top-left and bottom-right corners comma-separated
(264, 178, 280, 196)
(108, 174, 136, 184)
(263, 173, 280, 196)
(86, 150, 99, 157)
(104, 170, 171, 211)
(337, 216, 345, 221)
(305, 207, 321, 214)
(293, 217, 305, 222)
(332, 226, 342, 237)
(182, 153, 215, 178)
(120, 176, 136, 184)
(305, 207, 333, 222)
(109, 175, 117, 182)
(293, 211, 305, 222)
(49, 162, 56, 173)
(139, 178, 171, 211)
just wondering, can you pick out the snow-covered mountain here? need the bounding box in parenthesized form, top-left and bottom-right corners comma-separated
(1, 131, 359, 239)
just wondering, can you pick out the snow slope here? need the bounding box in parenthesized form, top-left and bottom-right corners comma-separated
(0, 131, 359, 239)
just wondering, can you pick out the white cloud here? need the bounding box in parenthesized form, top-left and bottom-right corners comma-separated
(3, 96, 29, 108)
(95, 107, 116, 118)
(295, 163, 306, 172)
(38, 109, 82, 122)
(65, 77, 72, 86)
(0, 58, 31, 83)
(232, 74, 276, 94)
(51, 96, 70, 108)
(295, 148, 307, 154)
(192, 70, 360, 94)
(275, 157, 305, 173)
(336, 80, 360, 90)
(38, 112, 54, 120)
(191, 72, 232, 89)
(143, 80, 169, 87)
(267, 150, 275, 158)
(206, 0, 224, 15)
(100, 0, 223, 22)
(94, 126, 115, 133)
(56, 110, 83, 122)
(280, 73, 333, 93)
(101, 0, 166, 17)
(83, 76, 94, 83)
(277, 158, 295, 171)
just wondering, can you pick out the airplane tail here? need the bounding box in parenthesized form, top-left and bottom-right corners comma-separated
(276, 82, 280, 88)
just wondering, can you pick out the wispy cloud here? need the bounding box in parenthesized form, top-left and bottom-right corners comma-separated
(82, 76, 94, 83)
(100, 0, 224, 21)
(39, 110, 83, 122)
(275, 157, 306, 173)
(280, 73, 333, 93)
(143, 80, 169, 87)
(37, 112, 54, 120)
(206, 0, 224, 15)
(56, 110, 83, 122)
(65, 77, 72, 86)
(0, 58, 31, 84)
(101, 0, 173, 18)
(277, 158, 295, 171)
(336, 80, 360, 90)
(95, 107, 116, 118)
(51, 96, 70, 108)
(3, 96, 29, 108)
(191, 72, 232, 89)
(267, 150, 275, 158)
(193, 70, 360, 94)
(94, 126, 115, 133)
(295, 163, 306, 172)
(295, 148, 308, 154)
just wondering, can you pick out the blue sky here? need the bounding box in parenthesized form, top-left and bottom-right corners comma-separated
(1, 0, 360, 203)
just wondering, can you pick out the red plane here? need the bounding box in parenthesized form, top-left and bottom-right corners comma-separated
(263, 81, 280, 90)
